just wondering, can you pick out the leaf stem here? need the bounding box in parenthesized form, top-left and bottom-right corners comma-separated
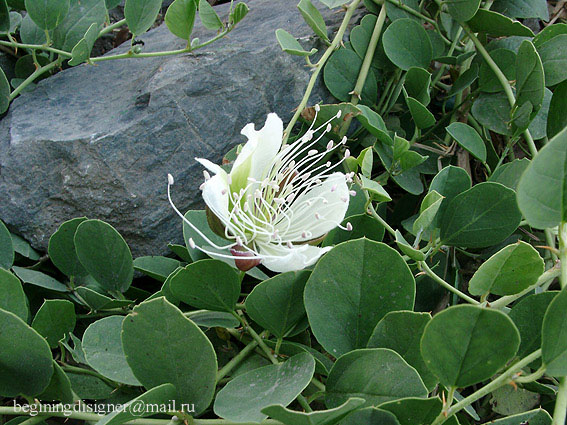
(9, 60, 60, 100)
(282, 0, 362, 144)
(430, 349, 543, 425)
(99, 18, 127, 37)
(419, 261, 480, 305)
(0, 40, 72, 58)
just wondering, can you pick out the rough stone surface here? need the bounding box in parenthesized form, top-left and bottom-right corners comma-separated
(0, 0, 347, 256)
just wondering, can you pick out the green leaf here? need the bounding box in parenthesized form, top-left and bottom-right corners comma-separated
(448, 63, 479, 96)
(404, 67, 431, 106)
(515, 40, 545, 119)
(468, 241, 544, 296)
(122, 297, 217, 411)
(394, 230, 426, 261)
(124, 0, 161, 35)
(440, 182, 522, 248)
(325, 348, 427, 408)
(74, 287, 133, 311)
(488, 158, 530, 190)
(446, 0, 480, 21)
(48, 217, 88, 278)
(318, 0, 347, 8)
(169, 259, 240, 312)
(74, 219, 134, 293)
(96, 384, 177, 425)
(133, 256, 181, 282)
(187, 310, 240, 328)
(10, 233, 39, 261)
(446, 122, 487, 161)
(430, 165, 471, 198)
(406, 97, 435, 129)
(479, 48, 516, 93)
(0, 220, 14, 269)
(39, 361, 74, 403)
(20, 13, 47, 44)
(413, 191, 443, 234)
(229, 2, 248, 25)
(12, 267, 69, 292)
(24, 0, 69, 30)
(214, 353, 315, 423)
(385, 0, 419, 22)
(106, 0, 121, 8)
(275, 28, 316, 57)
(262, 398, 365, 425)
(517, 127, 567, 229)
(490, 380, 540, 415)
(0, 0, 9, 33)
(0, 66, 10, 114)
(52, 0, 106, 53)
(0, 269, 28, 321)
(68, 22, 99, 66)
(382, 18, 432, 71)
(323, 213, 385, 246)
(547, 80, 567, 139)
(342, 408, 400, 425)
(542, 288, 567, 376)
(359, 175, 392, 202)
(245, 271, 309, 339)
(479, 409, 552, 425)
(67, 372, 114, 400)
(379, 397, 459, 425)
(198, 0, 222, 30)
(355, 105, 392, 145)
(367, 311, 437, 390)
(324, 48, 377, 106)
(0, 308, 53, 397)
(165, 0, 196, 41)
(298, 0, 328, 42)
(492, 0, 548, 20)
(537, 34, 567, 86)
(466, 9, 534, 37)
(31, 299, 76, 348)
(82, 316, 141, 386)
(350, 14, 391, 71)
(420, 305, 520, 387)
(305, 239, 415, 357)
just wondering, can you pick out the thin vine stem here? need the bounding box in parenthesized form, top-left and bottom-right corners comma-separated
(419, 261, 480, 305)
(0, 40, 72, 58)
(216, 333, 262, 382)
(9, 60, 60, 100)
(282, 0, 362, 144)
(431, 349, 543, 425)
(99, 18, 127, 37)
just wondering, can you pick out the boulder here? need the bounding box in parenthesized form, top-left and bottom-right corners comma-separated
(0, 0, 345, 256)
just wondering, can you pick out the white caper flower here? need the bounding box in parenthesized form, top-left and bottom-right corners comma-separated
(168, 110, 353, 273)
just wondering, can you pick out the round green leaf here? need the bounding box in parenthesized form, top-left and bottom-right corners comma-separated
(479, 48, 516, 93)
(382, 18, 432, 71)
(325, 348, 427, 408)
(350, 14, 391, 71)
(446, 0, 480, 21)
(323, 48, 377, 106)
(0, 220, 14, 269)
(48, 217, 88, 278)
(169, 259, 240, 312)
(405, 67, 431, 106)
(245, 270, 309, 339)
(446, 122, 487, 162)
(124, 0, 162, 35)
(469, 241, 544, 296)
(323, 213, 385, 246)
(467, 9, 534, 37)
(0, 268, 28, 321)
(517, 127, 567, 229)
(82, 316, 141, 386)
(19, 13, 46, 45)
(67, 372, 114, 400)
(39, 361, 74, 403)
(214, 353, 315, 423)
(187, 310, 240, 328)
(297, 0, 328, 43)
(421, 305, 520, 388)
(24, 0, 69, 30)
(0, 308, 53, 397)
(121, 297, 217, 412)
(276, 28, 316, 57)
(385, 0, 419, 21)
(542, 288, 567, 376)
(31, 299, 76, 348)
(547, 79, 567, 139)
(133, 256, 181, 282)
(342, 407, 400, 425)
(74, 219, 134, 293)
(12, 266, 69, 292)
(165, 0, 197, 41)
(488, 158, 530, 191)
(52, 0, 107, 53)
(440, 182, 522, 248)
(379, 397, 459, 425)
(262, 397, 365, 425)
(198, 0, 222, 30)
(97, 384, 177, 425)
(515, 40, 545, 118)
(367, 311, 437, 390)
(406, 97, 435, 129)
(305, 239, 415, 357)
(537, 34, 567, 86)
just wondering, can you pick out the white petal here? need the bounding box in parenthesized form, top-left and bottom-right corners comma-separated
(196, 157, 226, 176)
(258, 242, 331, 273)
(231, 113, 283, 183)
(202, 173, 230, 224)
(279, 172, 349, 241)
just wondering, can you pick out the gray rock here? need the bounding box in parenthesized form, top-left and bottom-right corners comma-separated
(0, 0, 348, 256)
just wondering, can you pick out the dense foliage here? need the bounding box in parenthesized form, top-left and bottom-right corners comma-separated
(1, 0, 567, 425)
